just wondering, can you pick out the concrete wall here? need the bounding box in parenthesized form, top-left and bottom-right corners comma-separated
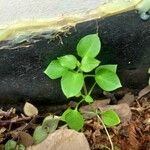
(0, 0, 105, 25)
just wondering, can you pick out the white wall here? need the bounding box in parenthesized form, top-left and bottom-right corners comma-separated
(0, 0, 105, 25)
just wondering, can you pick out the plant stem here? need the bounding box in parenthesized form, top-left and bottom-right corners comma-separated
(84, 75, 95, 78)
(75, 99, 84, 110)
(96, 113, 114, 150)
(83, 83, 88, 95)
(88, 82, 96, 95)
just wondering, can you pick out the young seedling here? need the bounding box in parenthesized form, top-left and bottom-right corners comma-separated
(44, 34, 122, 149)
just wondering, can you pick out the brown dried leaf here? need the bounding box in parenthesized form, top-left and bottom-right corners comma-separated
(118, 92, 135, 106)
(127, 123, 139, 150)
(24, 102, 38, 117)
(19, 131, 34, 147)
(138, 86, 150, 99)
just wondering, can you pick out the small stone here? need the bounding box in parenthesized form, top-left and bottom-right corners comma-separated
(27, 129, 90, 150)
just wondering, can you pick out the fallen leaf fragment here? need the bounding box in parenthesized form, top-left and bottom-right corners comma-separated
(138, 86, 150, 99)
(118, 92, 135, 105)
(23, 102, 38, 117)
(19, 131, 34, 147)
(27, 129, 90, 150)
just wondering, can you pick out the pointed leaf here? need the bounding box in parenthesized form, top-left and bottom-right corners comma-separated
(19, 131, 34, 147)
(61, 71, 84, 98)
(42, 115, 60, 133)
(95, 69, 122, 91)
(65, 109, 84, 131)
(85, 95, 93, 103)
(95, 65, 117, 74)
(33, 126, 48, 144)
(77, 34, 101, 58)
(101, 110, 120, 127)
(58, 55, 78, 70)
(44, 60, 67, 79)
(80, 56, 100, 72)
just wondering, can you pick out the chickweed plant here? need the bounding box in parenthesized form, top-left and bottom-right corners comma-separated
(44, 34, 122, 149)
(4, 34, 122, 150)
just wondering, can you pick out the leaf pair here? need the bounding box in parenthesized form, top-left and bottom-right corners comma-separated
(44, 55, 82, 98)
(77, 34, 101, 72)
(33, 115, 60, 144)
(44, 54, 77, 80)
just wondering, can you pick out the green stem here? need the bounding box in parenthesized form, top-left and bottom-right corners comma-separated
(75, 99, 84, 110)
(83, 83, 88, 95)
(88, 82, 96, 95)
(84, 75, 95, 78)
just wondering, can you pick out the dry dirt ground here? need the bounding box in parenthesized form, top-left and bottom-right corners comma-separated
(0, 87, 150, 150)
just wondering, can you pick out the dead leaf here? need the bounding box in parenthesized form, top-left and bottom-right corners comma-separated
(138, 86, 150, 99)
(42, 115, 60, 134)
(144, 118, 150, 125)
(118, 93, 135, 106)
(23, 102, 38, 117)
(127, 122, 139, 150)
(19, 131, 34, 147)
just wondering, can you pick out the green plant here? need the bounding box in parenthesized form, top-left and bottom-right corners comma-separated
(5, 140, 25, 150)
(44, 33, 121, 130)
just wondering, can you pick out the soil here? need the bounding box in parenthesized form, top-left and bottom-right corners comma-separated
(0, 87, 149, 150)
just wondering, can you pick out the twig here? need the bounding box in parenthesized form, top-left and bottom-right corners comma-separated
(96, 114, 114, 150)
(0, 116, 31, 126)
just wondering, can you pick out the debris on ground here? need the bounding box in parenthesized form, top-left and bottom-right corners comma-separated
(0, 87, 149, 150)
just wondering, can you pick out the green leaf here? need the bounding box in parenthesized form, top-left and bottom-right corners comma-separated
(61, 108, 72, 121)
(58, 55, 78, 70)
(95, 69, 122, 91)
(64, 109, 84, 131)
(18, 144, 25, 150)
(101, 110, 120, 127)
(5, 140, 17, 150)
(33, 126, 48, 144)
(42, 115, 60, 134)
(75, 92, 82, 97)
(61, 71, 84, 98)
(95, 65, 117, 74)
(85, 95, 93, 103)
(77, 34, 101, 58)
(44, 60, 67, 79)
(148, 68, 150, 74)
(80, 56, 100, 72)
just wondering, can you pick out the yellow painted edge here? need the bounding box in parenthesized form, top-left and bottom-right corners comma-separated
(0, 0, 142, 42)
